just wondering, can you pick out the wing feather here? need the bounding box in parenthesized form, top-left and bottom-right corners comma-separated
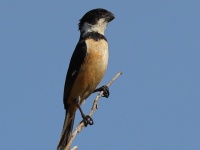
(63, 40, 87, 109)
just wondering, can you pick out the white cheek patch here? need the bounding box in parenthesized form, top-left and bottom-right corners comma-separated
(81, 18, 108, 35)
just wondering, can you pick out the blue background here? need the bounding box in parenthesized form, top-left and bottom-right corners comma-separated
(1, 0, 200, 150)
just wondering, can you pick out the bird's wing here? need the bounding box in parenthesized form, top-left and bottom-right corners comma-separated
(63, 39, 87, 109)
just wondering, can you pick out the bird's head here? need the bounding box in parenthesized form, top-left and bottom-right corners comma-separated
(79, 8, 115, 35)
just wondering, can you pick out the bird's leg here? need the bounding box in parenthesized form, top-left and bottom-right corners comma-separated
(76, 96, 94, 126)
(93, 85, 110, 98)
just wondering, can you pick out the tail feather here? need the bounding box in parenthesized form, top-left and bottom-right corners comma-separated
(57, 108, 75, 150)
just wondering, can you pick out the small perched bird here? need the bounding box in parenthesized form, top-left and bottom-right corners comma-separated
(57, 8, 115, 150)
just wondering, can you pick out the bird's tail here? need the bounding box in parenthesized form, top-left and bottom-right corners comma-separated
(57, 106, 75, 150)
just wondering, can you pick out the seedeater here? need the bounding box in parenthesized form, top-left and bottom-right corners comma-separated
(57, 8, 115, 150)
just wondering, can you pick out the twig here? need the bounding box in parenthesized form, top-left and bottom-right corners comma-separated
(65, 71, 122, 150)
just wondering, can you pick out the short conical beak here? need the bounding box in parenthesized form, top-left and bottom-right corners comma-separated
(105, 11, 115, 22)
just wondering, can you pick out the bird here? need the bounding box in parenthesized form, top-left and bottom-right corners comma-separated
(57, 8, 115, 150)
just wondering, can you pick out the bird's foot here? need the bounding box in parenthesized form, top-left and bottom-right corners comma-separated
(76, 99, 94, 126)
(94, 85, 110, 98)
(82, 114, 94, 126)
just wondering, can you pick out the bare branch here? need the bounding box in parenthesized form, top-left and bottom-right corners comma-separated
(65, 71, 122, 150)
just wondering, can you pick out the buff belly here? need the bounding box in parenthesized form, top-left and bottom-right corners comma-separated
(68, 39, 108, 109)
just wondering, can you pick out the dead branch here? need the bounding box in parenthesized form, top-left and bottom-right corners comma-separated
(64, 71, 122, 150)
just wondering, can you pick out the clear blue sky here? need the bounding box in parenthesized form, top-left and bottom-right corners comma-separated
(1, 0, 200, 150)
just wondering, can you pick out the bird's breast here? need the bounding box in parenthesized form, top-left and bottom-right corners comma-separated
(79, 38, 109, 94)
(68, 38, 109, 104)
(85, 39, 108, 70)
